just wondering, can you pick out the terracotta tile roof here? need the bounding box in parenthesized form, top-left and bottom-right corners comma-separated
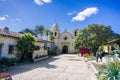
(35, 38, 53, 43)
(0, 28, 53, 43)
(0, 29, 21, 38)
(107, 39, 119, 44)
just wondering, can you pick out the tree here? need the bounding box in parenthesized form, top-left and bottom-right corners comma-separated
(49, 35, 55, 41)
(72, 24, 120, 56)
(34, 25, 44, 38)
(19, 28, 37, 37)
(43, 29, 50, 40)
(17, 33, 36, 60)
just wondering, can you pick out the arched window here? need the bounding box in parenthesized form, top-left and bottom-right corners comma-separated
(55, 32, 57, 36)
(74, 31, 77, 36)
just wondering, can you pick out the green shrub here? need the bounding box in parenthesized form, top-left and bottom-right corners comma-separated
(0, 57, 11, 67)
(49, 45, 58, 56)
(0, 43, 4, 49)
(109, 51, 115, 55)
(0, 65, 8, 72)
(101, 61, 120, 80)
(9, 58, 18, 65)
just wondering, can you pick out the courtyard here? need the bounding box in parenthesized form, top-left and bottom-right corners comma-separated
(6, 54, 91, 80)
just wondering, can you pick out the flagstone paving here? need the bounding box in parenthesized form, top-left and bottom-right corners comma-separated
(7, 54, 92, 80)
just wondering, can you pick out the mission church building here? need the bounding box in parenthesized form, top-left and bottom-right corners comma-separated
(50, 23, 79, 54)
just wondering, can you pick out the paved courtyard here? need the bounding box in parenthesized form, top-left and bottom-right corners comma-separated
(7, 54, 92, 80)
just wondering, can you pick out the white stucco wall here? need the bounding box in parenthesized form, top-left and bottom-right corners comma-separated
(0, 35, 18, 58)
(0, 34, 54, 59)
(35, 42, 44, 47)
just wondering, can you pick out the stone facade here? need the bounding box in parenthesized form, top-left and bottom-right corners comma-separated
(50, 23, 78, 53)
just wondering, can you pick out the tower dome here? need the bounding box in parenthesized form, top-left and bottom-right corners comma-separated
(51, 23, 59, 31)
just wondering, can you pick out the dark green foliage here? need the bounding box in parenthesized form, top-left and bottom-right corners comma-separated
(49, 46, 58, 56)
(0, 57, 11, 67)
(0, 65, 8, 71)
(9, 58, 18, 66)
(0, 43, 4, 49)
(49, 35, 55, 41)
(17, 33, 36, 60)
(19, 28, 37, 37)
(72, 24, 120, 55)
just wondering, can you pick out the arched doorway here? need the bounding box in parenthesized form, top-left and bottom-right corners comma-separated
(62, 45, 68, 53)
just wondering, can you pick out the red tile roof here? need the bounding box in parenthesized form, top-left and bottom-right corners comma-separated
(0, 28, 53, 43)
(0, 29, 21, 38)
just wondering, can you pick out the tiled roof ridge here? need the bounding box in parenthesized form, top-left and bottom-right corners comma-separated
(0, 28, 53, 43)
(0, 29, 21, 38)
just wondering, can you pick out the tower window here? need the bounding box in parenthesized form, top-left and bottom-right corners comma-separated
(55, 32, 57, 36)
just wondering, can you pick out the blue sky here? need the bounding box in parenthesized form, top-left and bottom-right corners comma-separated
(0, 0, 120, 34)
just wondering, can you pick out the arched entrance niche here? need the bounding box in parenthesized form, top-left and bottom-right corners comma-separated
(62, 45, 68, 53)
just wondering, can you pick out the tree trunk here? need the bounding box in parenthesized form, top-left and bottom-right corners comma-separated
(93, 45, 99, 56)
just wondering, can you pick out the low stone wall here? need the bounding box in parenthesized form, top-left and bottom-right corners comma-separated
(33, 50, 48, 60)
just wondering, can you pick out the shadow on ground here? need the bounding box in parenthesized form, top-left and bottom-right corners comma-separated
(6, 56, 59, 76)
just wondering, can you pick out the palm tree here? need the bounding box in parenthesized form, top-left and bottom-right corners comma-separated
(34, 25, 44, 39)
(43, 29, 50, 40)
(19, 28, 37, 37)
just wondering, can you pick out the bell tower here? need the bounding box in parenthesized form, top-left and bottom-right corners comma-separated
(50, 23, 60, 39)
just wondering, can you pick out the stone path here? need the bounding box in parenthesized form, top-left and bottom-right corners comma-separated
(7, 54, 92, 80)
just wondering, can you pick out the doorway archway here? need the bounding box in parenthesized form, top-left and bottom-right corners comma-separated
(62, 45, 68, 53)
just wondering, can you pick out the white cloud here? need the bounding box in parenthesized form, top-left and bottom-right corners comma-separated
(0, 17, 6, 21)
(72, 7, 98, 21)
(34, 0, 43, 5)
(67, 11, 77, 16)
(0, 14, 8, 21)
(34, 0, 52, 5)
(42, 0, 52, 3)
